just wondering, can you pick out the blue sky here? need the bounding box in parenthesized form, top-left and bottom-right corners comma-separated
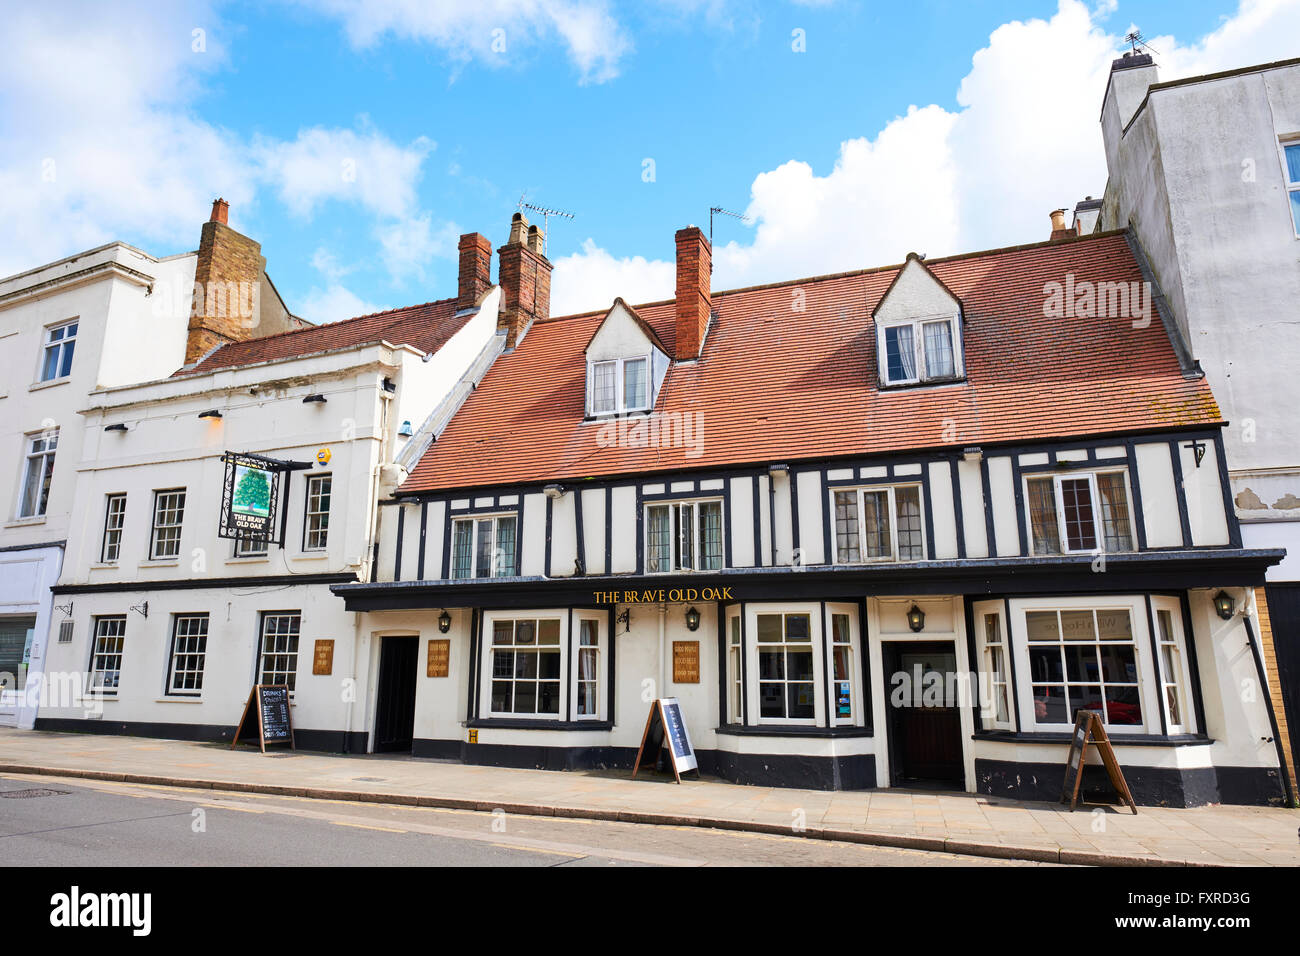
(2, 0, 1297, 322)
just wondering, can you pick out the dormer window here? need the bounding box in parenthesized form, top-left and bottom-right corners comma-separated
(588, 356, 650, 416)
(878, 315, 962, 386)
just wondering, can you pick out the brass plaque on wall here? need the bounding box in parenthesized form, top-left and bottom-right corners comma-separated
(427, 638, 450, 678)
(672, 641, 699, 683)
(312, 640, 334, 676)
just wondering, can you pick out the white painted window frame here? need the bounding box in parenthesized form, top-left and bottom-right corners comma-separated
(825, 602, 865, 728)
(1008, 595, 1158, 735)
(18, 429, 58, 519)
(571, 612, 607, 722)
(1024, 469, 1135, 556)
(1280, 136, 1300, 239)
(971, 599, 1015, 731)
(481, 610, 569, 721)
(586, 353, 652, 416)
(1150, 596, 1197, 735)
(450, 512, 518, 579)
(39, 318, 78, 383)
(100, 493, 127, 563)
(726, 606, 744, 724)
(746, 603, 824, 727)
(166, 613, 209, 697)
(643, 497, 725, 573)
(89, 615, 127, 697)
(303, 473, 332, 551)
(829, 483, 927, 564)
(875, 311, 963, 386)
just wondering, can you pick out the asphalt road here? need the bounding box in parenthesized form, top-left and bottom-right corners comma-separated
(0, 772, 1052, 867)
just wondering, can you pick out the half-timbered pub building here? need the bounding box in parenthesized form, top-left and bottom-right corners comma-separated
(333, 214, 1291, 807)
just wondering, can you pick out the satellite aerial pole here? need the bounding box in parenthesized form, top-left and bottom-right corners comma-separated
(517, 192, 575, 255)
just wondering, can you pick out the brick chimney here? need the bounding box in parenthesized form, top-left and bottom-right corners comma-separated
(496, 212, 552, 348)
(185, 198, 265, 364)
(457, 232, 493, 310)
(1049, 208, 1072, 241)
(674, 226, 711, 360)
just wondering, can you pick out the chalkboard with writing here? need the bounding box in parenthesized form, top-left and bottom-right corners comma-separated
(1060, 709, 1136, 813)
(231, 684, 296, 753)
(632, 698, 698, 783)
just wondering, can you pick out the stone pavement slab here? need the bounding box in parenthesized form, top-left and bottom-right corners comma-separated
(0, 729, 1295, 867)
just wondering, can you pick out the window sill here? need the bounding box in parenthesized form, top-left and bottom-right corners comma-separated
(716, 724, 873, 738)
(226, 556, 270, 565)
(89, 562, 119, 570)
(155, 696, 203, 704)
(971, 730, 1212, 747)
(138, 559, 180, 569)
(467, 718, 613, 731)
(877, 375, 966, 392)
(294, 552, 330, 561)
(29, 377, 71, 392)
(5, 517, 47, 529)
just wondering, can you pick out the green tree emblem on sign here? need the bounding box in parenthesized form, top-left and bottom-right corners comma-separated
(232, 466, 271, 517)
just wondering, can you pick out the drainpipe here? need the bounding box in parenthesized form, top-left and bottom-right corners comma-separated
(1241, 589, 1296, 806)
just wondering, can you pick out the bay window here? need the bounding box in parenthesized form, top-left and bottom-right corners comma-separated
(1026, 470, 1133, 554)
(588, 356, 650, 415)
(878, 315, 962, 386)
(972, 602, 1014, 730)
(645, 499, 723, 572)
(451, 514, 517, 579)
(832, 484, 925, 563)
(481, 612, 606, 721)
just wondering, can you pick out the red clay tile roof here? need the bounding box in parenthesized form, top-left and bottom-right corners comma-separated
(401, 232, 1221, 494)
(174, 297, 469, 377)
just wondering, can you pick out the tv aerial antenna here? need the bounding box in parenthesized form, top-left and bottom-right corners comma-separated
(709, 206, 751, 247)
(1123, 30, 1158, 56)
(517, 193, 574, 255)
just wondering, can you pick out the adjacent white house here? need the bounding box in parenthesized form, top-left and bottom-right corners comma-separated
(1089, 52, 1300, 791)
(0, 201, 305, 728)
(34, 231, 504, 748)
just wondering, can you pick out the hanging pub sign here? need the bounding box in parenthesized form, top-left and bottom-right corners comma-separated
(218, 452, 282, 544)
(632, 698, 698, 783)
(231, 684, 296, 753)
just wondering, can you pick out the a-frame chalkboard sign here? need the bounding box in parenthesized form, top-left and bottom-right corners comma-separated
(632, 698, 698, 783)
(231, 684, 296, 753)
(1060, 709, 1137, 814)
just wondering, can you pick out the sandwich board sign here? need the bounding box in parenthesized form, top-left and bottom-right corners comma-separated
(231, 684, 295, 753)
(632, 698, 698, 783)
(1060, 709, 1137, 814)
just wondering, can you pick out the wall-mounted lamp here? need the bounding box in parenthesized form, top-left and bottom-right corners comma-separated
(302, 394, 327, 404)
(197, 409, 222, 420)
(906, 604, 926, 632)
(437, 610, 451, 633)
(382, 377, 396, 393)
(1213, 590, 1235, 621)
(398, 421, 414, 438)
(104, 423, 127, 433)
(962, 446, 982, 463)
(543, 483, 564, 500)
(768, 463, 789, 478)
(684, 606, 701, 632)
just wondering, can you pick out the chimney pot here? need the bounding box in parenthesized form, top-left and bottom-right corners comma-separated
(1049, 208, 1072, 240)
(497, 215, 551, 348)
(209, 197, 229, 225)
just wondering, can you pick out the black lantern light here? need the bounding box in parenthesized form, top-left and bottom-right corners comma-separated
(906, 604, 926, 632)
(1212, 590, 1235, 621)
(437, 610, 452, 633)
(684, 606, 701, 632)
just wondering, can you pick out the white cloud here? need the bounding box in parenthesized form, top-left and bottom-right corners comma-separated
(552, 0, 1300, 315)
(550, 239, 677, 316)
(297, 283, 388, 325)
(254, 126, 435, 219)
(300, 0, 632, 83)
(373, 214, 461, 287)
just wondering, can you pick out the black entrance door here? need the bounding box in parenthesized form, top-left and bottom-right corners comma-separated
(374, 636, 418, 753)
(1265, 584, 1300, 781)
(883, 641, 964, 787)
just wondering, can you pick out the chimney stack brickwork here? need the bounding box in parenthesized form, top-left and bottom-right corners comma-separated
(1049, 208, 1072, 241)
(497, 213, 552, 348)
(184, 199, 266, 365)
(457, 232, 493, 310)
(674, 226, 712, 360)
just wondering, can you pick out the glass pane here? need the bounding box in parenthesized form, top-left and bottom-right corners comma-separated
(1103, 685, 1142, 725)
(538, 681, 560, 713)
(1060, 610, 1096, 641)
(832, 613, 851, 644)
(1291, 190, 1300, 234)
(1060, 478, 1097, 551)
(623, 358, 647, 409)
(784, 614, 810, 641)
(698, 501, 723, 570)
(1077, 684, 1105, 716)
(1096, 473, 1133, 552)
(1156, 609, 1175, 644)
(921, 320, 954, 377)
(787, 683, 815, 720)
(60, 340, 76, 377)
(1025, 610, 1060, 642)
(494, 517, 516, 576)
(677, 503, 693, 570)
(578, 647, 597, 680)
(579, 620, 599, 646)
(1064, 644, 1094, 683)
(1029, 645, 1063, 681)
(758, 649, 784, 679)
(592, 362, 616, 413)
(894, 486, 924, 560)
(786, 648, 814, 681)
(577, 682, 597, 716)
(538, 650, 561, 679)
(832, 645, 851, 681)
(492, 621, 513, 645)
(759, 683, 785, 718)
(646, 505, 670, 572)
(452, 521, 474, 578)
(1027, 477, 1061, 554)
(1165, 685, 1182, 726)
(514, 652, 537, 679)
(756, 614, 783, 643)
(515, 681, 536, 713)
(861, 490, 891, 558)
(491, 682, 512, 712)
(984, 613, 1002, 647)
(1287, 143, 1300, 183)
(729, 615, 741, 646)
(1099, 643, 1137, 683)
(474, 519, 493, 579)
(1095, 610, 1132, 641)
(1033, 686, 1068, 723)
(537, 619, 560, 644)
(835, 680, 853, 719)
(516, 620, 536, 644)
(834, 491, 860, 562)
(884, 325, 915, 381)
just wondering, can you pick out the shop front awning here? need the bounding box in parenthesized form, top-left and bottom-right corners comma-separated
(331, 548, 1286, 612)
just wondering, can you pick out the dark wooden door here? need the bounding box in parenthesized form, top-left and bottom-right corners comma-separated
(885, 642, 964, 785)
(374, 636, 418, 753)
(1265, 584, 1300, 780)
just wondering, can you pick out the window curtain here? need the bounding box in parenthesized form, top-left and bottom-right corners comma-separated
(647, 506, 670, 571)
(922, 321, 955, 377)
(1095, 473, 1132, 552)
(1027, 478, 1061, 554)
(884, 326, 916, 381)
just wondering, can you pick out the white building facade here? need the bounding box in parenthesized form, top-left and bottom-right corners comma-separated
(1093, 52, 1300, 791)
